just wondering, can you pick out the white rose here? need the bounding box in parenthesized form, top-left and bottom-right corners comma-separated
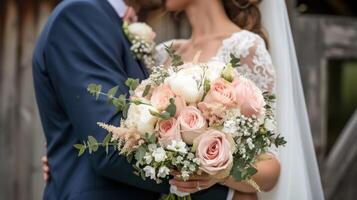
(205, 60, 226, 82)
(167, 65, 204, 103)
(128, 22, 156, 42)
(125, 100, 158, 135)
(143, 166, 156, 180)
(157, 166, 170, 178)
(152, 147, 167, 162)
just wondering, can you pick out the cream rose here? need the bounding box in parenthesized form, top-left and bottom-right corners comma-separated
(150, 84, 175, 111)
(193, 129, 234, 178)
(125, 100, 159, 135)
(203, 78, 237, 107)
(167, 65, 204, 103)
(127, 22, 156, 42)
(205, 60, 226, 82)
(233, 76, 266, 117)
(178, 106, 207, 144)
(158, 118, 182, 147)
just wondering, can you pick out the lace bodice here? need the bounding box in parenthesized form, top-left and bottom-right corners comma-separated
(154, 30, 276, 92)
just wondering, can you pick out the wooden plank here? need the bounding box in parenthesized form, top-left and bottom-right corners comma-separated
(31, 3, 53, 199)
(0, 1, 19, 200)
(324, 110, 357, 199)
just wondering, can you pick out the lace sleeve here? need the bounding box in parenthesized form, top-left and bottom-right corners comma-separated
(219, 31, 276, 92)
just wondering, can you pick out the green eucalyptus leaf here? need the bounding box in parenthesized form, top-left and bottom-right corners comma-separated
(88, 136, 99, 152)
(107, 86, 119, 103)
(142, 84, 151, 97)
(122, 103, 130, 119)
(87, 84, 102, 100)
(73, 144, 84, 150)
(78, 147, 86, 157)
(125, 78, 140, 91)
(135, 145, 146, 161)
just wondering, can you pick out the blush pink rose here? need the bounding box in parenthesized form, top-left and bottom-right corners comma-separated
(193, 129, 234, 177)
(178, 106, 207, 145)
(203, 78, 236, 107)
(233, 76, 266, 117)
(150, 84, 175, 111)
(158, 118, 182, 147)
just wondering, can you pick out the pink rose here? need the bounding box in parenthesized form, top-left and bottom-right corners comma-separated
(203, 78, 236, 107)
(233, 76, 266, 117)
(178, 106, 207, 144)
(193, 129, 234, 178)
(158, 118, 182, 147)
(150, 84, 175, 110)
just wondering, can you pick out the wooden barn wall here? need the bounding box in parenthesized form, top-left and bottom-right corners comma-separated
(0, 1, 55, 199)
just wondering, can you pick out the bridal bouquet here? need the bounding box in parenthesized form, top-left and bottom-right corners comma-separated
(74, 45, 286, 199)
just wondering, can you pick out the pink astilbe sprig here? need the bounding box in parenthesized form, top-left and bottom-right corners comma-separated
(97, 122, 145, 154)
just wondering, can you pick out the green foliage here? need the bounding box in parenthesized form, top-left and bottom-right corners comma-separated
(125, 78, 140, 91)
(221, 63, 235, 82)
(142, 84, 151, 97)
(149, 98, 176, 120)
(274, 134, 287, 147)
(73, 144, 86, 157)
(229, 53, 241, 68)
(144, 132, 157, 144)
(107, 86, 119, 104)
(87, 84, 102, 100)
(112, 94, 127, 111)
(87, 136, 99, 153)
(135, 145, 147, 161)
(164, 43, 184, 69)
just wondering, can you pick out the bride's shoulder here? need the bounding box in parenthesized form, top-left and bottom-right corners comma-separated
(223, 30, 267, 51)
(154, 39, 187, 65)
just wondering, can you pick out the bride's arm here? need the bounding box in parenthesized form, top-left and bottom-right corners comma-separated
(221, 154, 280, 193)
(222, 34, 281, 193)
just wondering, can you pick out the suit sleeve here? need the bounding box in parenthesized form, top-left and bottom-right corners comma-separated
(43, 1, 169, 194)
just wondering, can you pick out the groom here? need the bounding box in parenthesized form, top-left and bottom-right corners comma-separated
(33, 0, 228, 199)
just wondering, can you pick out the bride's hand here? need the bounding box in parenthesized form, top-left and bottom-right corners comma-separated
(169, 172, 226, 193)
(41, 156, 50, 182)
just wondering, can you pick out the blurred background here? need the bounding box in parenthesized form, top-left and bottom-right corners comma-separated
(0, 0, 356, 199)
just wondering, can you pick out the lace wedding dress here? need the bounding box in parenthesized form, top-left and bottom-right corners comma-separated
(155, 30, 275, 93)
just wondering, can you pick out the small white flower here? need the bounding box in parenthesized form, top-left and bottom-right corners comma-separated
(223, 119, 238, 135)
(167, 140, 188, 154)
(188, 164, 196, 172)
(264, 119, 276, 132)
(181, 171, 190, 181)
(152, 147, 167, 162)
(144, 153, 153, 164)
(128, 22, 156, 43)
(187, 153, 195, 160)
(176, 156, 183, 163)
(157, 166, 170, 178)
(247, 138, 255, 150)
(193, 158, 200, 165)
(143, 166, 156, 180)
(148, 144, 157, 152)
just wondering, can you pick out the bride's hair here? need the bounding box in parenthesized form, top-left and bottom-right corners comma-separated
(222, 0, 268, 46)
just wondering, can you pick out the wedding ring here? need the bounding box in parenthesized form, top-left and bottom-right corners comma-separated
(196, 181, 201, 191)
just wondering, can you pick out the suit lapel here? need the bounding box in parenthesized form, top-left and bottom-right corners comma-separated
(96, 0, 149, 79)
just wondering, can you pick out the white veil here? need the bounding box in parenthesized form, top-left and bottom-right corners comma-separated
(258, 0, 325, 199)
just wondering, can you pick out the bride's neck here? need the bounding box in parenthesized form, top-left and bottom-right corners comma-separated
(185, 1, 233, 42)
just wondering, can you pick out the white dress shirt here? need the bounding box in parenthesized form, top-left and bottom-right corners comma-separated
(107, 0, 127, 18)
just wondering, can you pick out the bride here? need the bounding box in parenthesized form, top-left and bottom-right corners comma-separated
(155, 0, 325, 199)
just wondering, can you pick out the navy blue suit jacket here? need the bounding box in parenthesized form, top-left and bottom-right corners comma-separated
(33, 0, 228, 199)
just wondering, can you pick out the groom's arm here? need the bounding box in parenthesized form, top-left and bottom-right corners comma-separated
(43, 1, 169, 194)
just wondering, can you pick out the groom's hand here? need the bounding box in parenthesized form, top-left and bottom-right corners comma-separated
(41, 156, 50, 182)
